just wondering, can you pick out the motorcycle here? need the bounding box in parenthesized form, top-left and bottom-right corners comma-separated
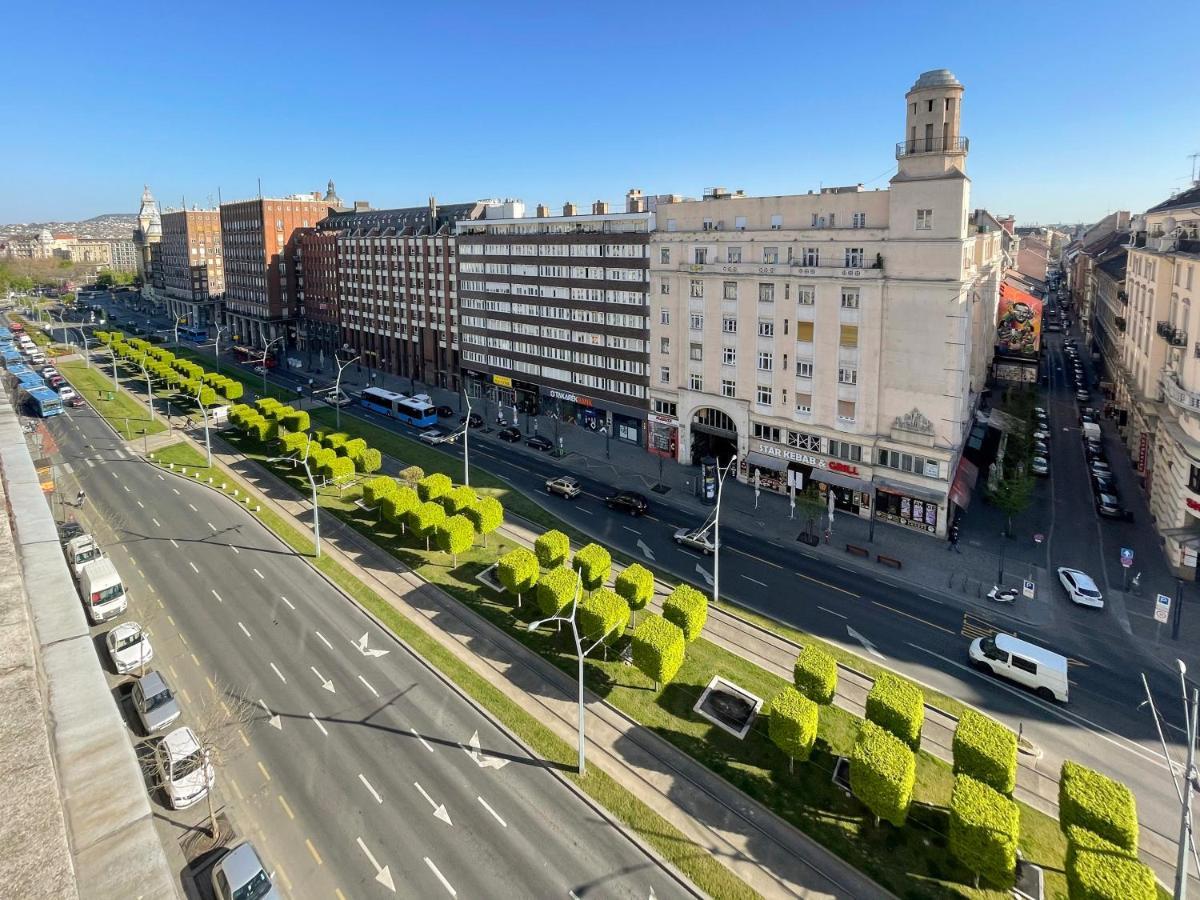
(987, 586, 1018, 603)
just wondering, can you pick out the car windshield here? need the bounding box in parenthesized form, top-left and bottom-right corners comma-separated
(232, 868, 272, 900)
(113, 629, 143, 651)
(93, 583, 124, 603)
(1079, 587, 1102, 598)
(174, 748, 206, 779)
(145, 686, 173, 710)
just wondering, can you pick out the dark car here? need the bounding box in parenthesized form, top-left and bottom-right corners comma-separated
(605, 490, 649, 516)
(1096, 493, 1124, 519)
(497, 426, 521, 443)
(1092, 474, 1118, 497)
(48, 374, 66, 388)
(1085, 442, 1106, 463)
(435, 405, 455, 418)
(460, 412, 484, 428)
(67, 395, 86, 408)
(526, 434, 553, 451)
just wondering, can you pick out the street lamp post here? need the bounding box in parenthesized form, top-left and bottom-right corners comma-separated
(140, 363, 156, 422)
(172, 313, 186, 346)
(333, 352, 360, 431)
(459, 393, 473, 487)
(271, 444, 321, 558)
(713, 454, 737, 609)
(260, 335, 285, 398)
(193, 384, 213, 467)
(212, 324, 229, 377)
(600, 425, 610, 459)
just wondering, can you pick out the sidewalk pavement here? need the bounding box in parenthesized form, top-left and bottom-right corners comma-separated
(154, 423, 887, 899)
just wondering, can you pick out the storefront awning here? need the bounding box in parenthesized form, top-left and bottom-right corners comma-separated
(744, 451, 788, 473)
(948, 457, 980, 510)
(874, 476, 946, 505)
(811, 468, 872, 493)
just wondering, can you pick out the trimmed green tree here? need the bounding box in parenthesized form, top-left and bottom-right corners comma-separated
(417, 472, 452, 503)
(436, 515, 475, 566)
(343, 437, 367, 458)
(398, 465, 424, 486)
(662, 583, 708, 643)
(326, 455, 355, 484)
(280, 432, 310, 455)
(349, 445, 382, 474)
(952, 710, 1018, 796)
(578, 588, 630, 657)
(535, 529, 570, 569)
(767, 686, 818, 772)
(442, 485, 477, 516)
(948, 775, 1019, 888)
(407, 501, 446, 551)
(1066, 837, 1156, 900)
(323, 431, 350, 450)
(793, 644, 838, 705)
(614, 563, 653, 617)
(220, 380, 244, 402)
(361, 475, 398, 507)
(464, 496, 503, 547)
(850, 720, 915, 827)
(572, 542, 611, 591)
(282, 409, 310, 432)
(380, 486, 419, 533)
(631, 615, 685, 690)
(1058, 760, 1139, 853)
(536, 566, 578, 620)
(496, 547, 539, 607)
(865, 673, 924, 751)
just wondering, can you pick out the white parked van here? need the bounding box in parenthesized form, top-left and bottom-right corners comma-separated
(969, 632, 1068, 702)
(65, 534, 104, 579)
(79, 557, 129, 623)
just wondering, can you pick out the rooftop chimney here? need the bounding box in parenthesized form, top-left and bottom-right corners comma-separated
(626, 188, 644, 213)
(563, 201, 577, 217)
(592, 200, 609, 215)
(536, 204, 550, 218)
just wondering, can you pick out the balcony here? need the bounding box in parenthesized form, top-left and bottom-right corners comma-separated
(1118, 290, 1128, 305)
(1157, 321, 1189, 347)
(895, 136, 969, 158)
(1114, 316, 1126, 332)
(1161, 372, 1200, 414)
(678, 258, 882, 280)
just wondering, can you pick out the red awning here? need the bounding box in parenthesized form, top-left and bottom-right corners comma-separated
(949, 457, 980, 509)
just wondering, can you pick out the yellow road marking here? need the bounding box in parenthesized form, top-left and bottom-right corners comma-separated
(871, 601, 956, 635)
(168, 663, 178, 679)
(155, 596, 164, 608)
(238, 728, 250, 748)
(180, 688, 191, 704)
(258, 760, 271, 782)
(139, 569, 146, 578)
(178, 632, 188, 647)
(230, 777, 244, 801)
(305, 838, 322, 865)
(147, 584, 156, 593)
(335, 890, 347, 900)
(191, 653, 200, 666)
(277, 794, 295, 820)
(219, 700, 231, 716)
(275, 864, 293, 893)
(167, 614, 175, 627)
(205, 676, 215, 693)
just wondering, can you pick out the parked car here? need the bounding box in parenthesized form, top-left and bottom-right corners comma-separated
(1075, 389, 1090, 402)
(1032, 456, 1050, 476)
(545, 475, 582, 498)
(106, 621, 153, 674)
(419, 428, 455, 445)
(526, 435, 553, 451)
(154, 726, 214, 810)
(1033, 440, 1050, 457)
(1090, 460, 1113, 476)
(58, 386, 77, 402)
(1085, 443, 1107, 463)
(435, 404, 456, 418)
(497, 426, 521, 443)
(1095, 492, 1125, 519)
(461, 412, 484, 428)
(1057, 567, 1104, 608)
(131, 670, 182, 734)
(674, 526, 717, 555)
(321, 390, 352, 407)
(605, 490, 649, 516)
(1092, 474, 1118, 497)
(211, 841, 279, 900)
(252, 365, 267, 375)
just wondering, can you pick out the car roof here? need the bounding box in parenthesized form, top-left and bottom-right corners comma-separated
(220, 842, 267, 885)
(1099, 493, 1119, 505)
(111, 620, 142, 640)
(163, 725, 201, 758)
(1061, 568, 1099, 590)
(66, 534, 96, 552)
(139, 670, 168, 693)
(994, 632, 1067, 672)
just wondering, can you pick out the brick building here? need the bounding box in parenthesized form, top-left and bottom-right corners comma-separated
(159, 209, 225, 331)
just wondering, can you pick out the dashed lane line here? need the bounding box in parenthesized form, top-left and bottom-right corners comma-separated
(359, 773, 384, 804)
(257, 760, 271, 782)
(253, 568, 265, 580)
(358, 675, 379, 697)
(172, 488, 180, 495)
(425, 858, 456, 897)
(230, 544, 239, 554)
(188, 503, 198, 512)
(152, 517, 160, 528)
(211, 589, 223, 604)
(410, 728, 434, 753)
(136, 500, 144, 509)
(870, 600, 957, 635)
(819, 606, 848, 619)
(237, 621, 252, 639)
(188, 561, 198, 573)
(741, 574, 767, 587)
(308, 713, 328, 736)
(280, 596, 295, 610)
(270, 663, 287, 684)
(315, 631, 333, 650)
(277, 794, 295, 820)
(478, 796, 507, 827)
(305, 839, 322, 866)
(207, 522, 216, 531)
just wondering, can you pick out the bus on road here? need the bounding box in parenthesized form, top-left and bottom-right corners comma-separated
(179, 325, 208, 342)
(360, 387, 438, 427)
(21, 385, 64, 417)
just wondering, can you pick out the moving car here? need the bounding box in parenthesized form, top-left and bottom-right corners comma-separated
(106, 621, 154, 674)
(131, 670, 182, 734)
(674, 526, 717, 555)
(526, 435, 553, 451)
(418, 428, 453, 445)
(1075, 389, 1090, 402)
(58, 386, 77, 402)
(1031, 456, 1050, 476)
(497, 426, 521, 443)
(47, 374, 65, 389)
(154, 726, 214, 809)
(969, 632, 1069, 702)
(1057, 567, 1104, 608)
(435, 404, 456, 418)
(605, 491, 649, 516)
(461, 412, 484, 428)
(1096, 493, 1124, 519)
(67, 394, 86, 408)
(321, 390, 352, 407)
(545, 475, 582, 498)
(212, 841, 279, 900)
(40, 365, 57, 378)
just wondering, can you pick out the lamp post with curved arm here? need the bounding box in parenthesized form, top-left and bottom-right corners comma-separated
(713, 454, 737, 610)
(333, 351, 359, 431)
(269, 441, 321, 558)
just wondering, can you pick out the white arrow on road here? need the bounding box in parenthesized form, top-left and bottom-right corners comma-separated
(310, 666, 336, 693)
(695, 563, 714, 587)
(636, 539, 656, 562)
(464, 730, 509, 770)
(257, 698, 282, 730)
(847, 625, 885, 659)
(353, 632, 390, 658)
(356, 836, 395, 892)
(414, 781, 453, 825)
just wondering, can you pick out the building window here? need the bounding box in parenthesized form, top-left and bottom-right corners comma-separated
(694, 248, 708, 265)
(852, 212, 866, 229)
(690, 279, 704, 298)
(759, 283, 775, 303)
(660, 366, 670, 383)
(770, 214, 783, 230)
(795, 321, 815, 343)
(728, 246, 742, 263)
(689, 373, 703, 391)
(802, 247, 819, 266)
(797, 360, 815, 378)
(758, 319, 774, 337)
(839, 324, 859, 347)
(689, 312, 704, 331)
(660, 337, 670, 354)
(916, 209, 933, 230)
(689, 342, 703, 361)
(753, 422, 781, 442)
(757, 351, 774, 371)
(797, 286, 815, 306)
(723, 281, 737, 300)
(1190, 465, 1200, 494)
(788, 430, 822, 451)
(660, 247, 670, 264)
(660, 307, 670, 325)
(722, 346, 736, 366)
(838, 367, 857, 385)
(845, 247, 865, 268)
(795, 392, 812, 414)
(722, 379, 736, 398)
(756, 385, 773, 406)
(841, 289, 860, 309)
(763, 247, 779, 264)
(660, 277, 670, 295)
(653, 399, 677, 417)
(722, 317, 737, 334)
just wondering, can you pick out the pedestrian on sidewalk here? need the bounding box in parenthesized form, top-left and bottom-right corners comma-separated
(75, 489, 86, 507)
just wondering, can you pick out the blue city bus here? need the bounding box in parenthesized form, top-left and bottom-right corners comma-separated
(0, 326, 11, 340)
(21, 385, 64, 417)
(6, 363, 32, 379)
(179, 325, 208, 342)
(359, 387, 438, 427)
(17, 372, 45, 391)
(2, 349, 21, 368)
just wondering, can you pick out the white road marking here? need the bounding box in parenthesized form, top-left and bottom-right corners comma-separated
(188, 561, 198, 573)
(111, 471, 119, 479)
(622, 525, 641, 535)
(211, 589, 223, 604)
(253, 568, 264, 579)
(188, 503, 198, 512)
(238, 621, 252, 640)
(156, 474, 164, 481)
(113, 448, 126, 459)
(207, 522, 216, 531)
(85, 458, 94, 468)
(359, 773, 383, 804)
(356, 837, 395, 892)
(230, 544, 239, 554)
(410, 728, 434, 752)
(270, 663, 287, 684)
(315, 630, 333, 650)
(136, 500, 144, 508)
(172, 488, 180, 495)
(308, 712, 328, 736)
(122, 485, 130, 493)
(741, 574, 767, 587)
(818, 606, 848, 619)
(62, 462, 73, 475)
(257, 698, 282, 730)
(280, 596, 295, 610)
(171, 538, 180, 548)
(424, 857, 456, 896)
(152, 518, 160, 527)
(577, 508, 593, 516)
(311, 667, 335, 693)
(358, 675, 379, 697)
(478, 796, 507, 827)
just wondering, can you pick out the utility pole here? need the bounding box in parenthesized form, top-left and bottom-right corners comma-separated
(712, 455, 736, 609)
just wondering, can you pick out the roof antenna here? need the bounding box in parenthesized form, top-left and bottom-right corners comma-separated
(257, 177, 262, 199)
(1189, 152, 1200, 185)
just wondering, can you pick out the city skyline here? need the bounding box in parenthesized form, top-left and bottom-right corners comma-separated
(2, 0, 1197, 225)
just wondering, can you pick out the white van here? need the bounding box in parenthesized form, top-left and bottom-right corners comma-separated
(65, 534, 104, 579)
(79, 557, 129, 623)
(969, 632, 1068, 703)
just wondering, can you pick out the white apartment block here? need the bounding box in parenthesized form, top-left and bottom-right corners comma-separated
(649, 70, 1001, 538)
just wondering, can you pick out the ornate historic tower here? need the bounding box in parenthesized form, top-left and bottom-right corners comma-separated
(133, 184, 162, 295)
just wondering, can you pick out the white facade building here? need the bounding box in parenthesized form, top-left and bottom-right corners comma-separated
(648, 70, 1001, 538)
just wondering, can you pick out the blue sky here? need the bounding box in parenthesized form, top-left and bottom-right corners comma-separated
(3, 0, 1196, 225)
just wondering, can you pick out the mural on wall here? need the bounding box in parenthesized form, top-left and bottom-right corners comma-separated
(995, 283, 1043, 355)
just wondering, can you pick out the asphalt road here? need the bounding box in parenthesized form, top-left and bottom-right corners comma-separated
(77, 292, 1195, 874)
(48, 394, 692, 899)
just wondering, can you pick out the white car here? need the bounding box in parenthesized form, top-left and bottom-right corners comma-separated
(1057, 567, 1104, 608)
(418, 428, 451, 445)
(545, 476, 582, 498)
(322, 389, 352, 407)
(41, 365, 58, 378)
(674, 526, 717, 555)
(106, 621, 154, 674)
(58, 386, 77, 401)
(154, 726, 214, 809)
(1031, 456, 1049, 476)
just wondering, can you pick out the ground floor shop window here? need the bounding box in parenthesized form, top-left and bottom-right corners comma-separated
(876, 489, 939, 533)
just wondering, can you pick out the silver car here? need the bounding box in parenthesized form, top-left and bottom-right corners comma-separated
(212, 841, 279, 900)
(131, 670, 181, 734)
(674, 526, 717, 555)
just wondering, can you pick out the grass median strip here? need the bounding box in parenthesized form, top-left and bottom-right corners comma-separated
(59, 361, 167, 440)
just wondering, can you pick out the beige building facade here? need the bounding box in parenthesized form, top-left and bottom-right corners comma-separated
(649, 70, 1001, 538)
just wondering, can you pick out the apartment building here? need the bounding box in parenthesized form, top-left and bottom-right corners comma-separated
(294, 199, 488, 389)
(455, 197, 652, 444)
(649, 70, 1001, 538)
(1121, 185, 1200, 576)
(220, 192, 332, 350)
(158, 209, 225, 330)
(108, 239, 139, 272)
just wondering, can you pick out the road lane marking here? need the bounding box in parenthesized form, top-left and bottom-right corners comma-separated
(308, 713, 328, 736)
(122, 485, 130, 493)
(85, 458, 94, 468)
(237, 729, 250, 748)
(180, 688, 192, 704)
(171, 539, 180, 548)
(188, 503, 198, 512)
(190, 653, 199, 666)
(819, 606, 848, 619)
(211, 589, 223, 603)
(410, 728, 434, 752)
(358, 675, 379, 697)
(305, 838, 322, 865)
(277, 795, 295, 819)
(188, 561, 198, 574)
(729, 548, 785, 570)
(280, 596, 295, 610)
(424, 858, 456, 896)
(237, 622, 252, 640)
(136, 500, 144, 508)
(741, 574, 767, 587)
(257, 760, 271, 782)
(168, 663, 178, 679)
(230, 777, 244, 801)
(230, 544, 239, 554)
(152, 517, 160, 527)
(478, 796, 507, 827)
(207, 522, 216, 531)
(204, 676, 215, 693)
(172, 488, 179, 495)
(577, 508, 593, 515)
(359, 773, 383, 804)
(315, 630, 333, 650)
(253, 568, 264, 580)
(157, 474, 164, 481)
(111, 471, 119, 479)
(274, 864, 293, 894)
(622, 525, 641, 535)
(871, 600, 956, 635)
(270, 663, 286, 683)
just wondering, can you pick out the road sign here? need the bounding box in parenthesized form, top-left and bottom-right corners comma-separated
(1120, 547, 1134, 568)
(1155, 593, 1172, 624)
(1022, 579, 1036, 600)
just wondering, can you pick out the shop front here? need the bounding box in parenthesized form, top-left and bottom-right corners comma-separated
(541, 387, 646, 446)
(648, 412, 679, 459)
(873, 477, 946, 536)
(742, 442, 873, 520)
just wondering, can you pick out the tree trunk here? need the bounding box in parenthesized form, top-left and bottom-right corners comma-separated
(789, 756, 794, 775)
(206, 786, 220, 841)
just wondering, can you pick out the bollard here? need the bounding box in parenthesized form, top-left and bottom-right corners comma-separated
(255, 505, 261, 512)
(194, 472, 200, 479)
(222, 482, 227, 491)
(181, 467, 187, 476)
(208, 477, 213, 484)
(169, 463, 175, 470)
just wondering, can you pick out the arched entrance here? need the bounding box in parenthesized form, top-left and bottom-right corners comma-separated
(690, 407, 738, 466)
